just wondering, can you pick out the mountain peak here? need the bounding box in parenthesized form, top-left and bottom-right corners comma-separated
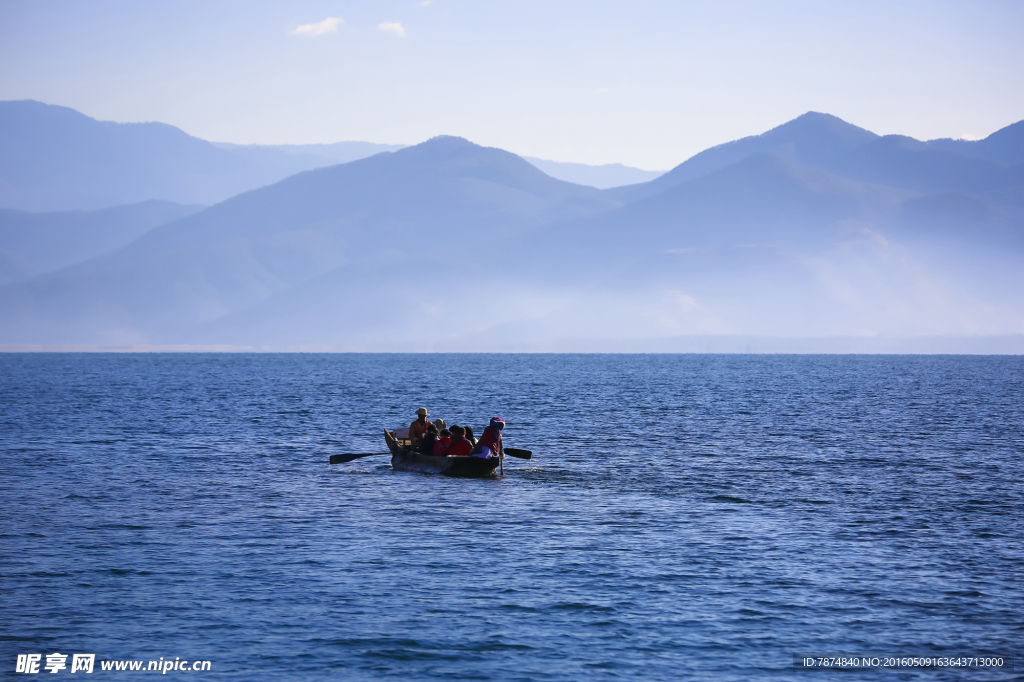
(791, 111, 851, 123)
(760, 111, 878, 147)
(395, 135, 489, 159)
(611, 112, 880, 202)
(423, 134, 473, 145)
(1, 99, 96, 127)
(390, 134, 541, 181)
(403, 135, 480, 155)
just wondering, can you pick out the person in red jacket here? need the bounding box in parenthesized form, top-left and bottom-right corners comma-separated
(447, 425, 473, 457)
(473, 417, 504, 458)
(433, 429, 452, 457)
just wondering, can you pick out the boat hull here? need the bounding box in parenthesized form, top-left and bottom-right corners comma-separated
(384, 429, 500, 478)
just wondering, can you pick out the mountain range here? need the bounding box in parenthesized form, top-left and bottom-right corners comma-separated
(215, 142, 664, 191)
(0, 104, 1021, 351)
(0, 100, 663, 212)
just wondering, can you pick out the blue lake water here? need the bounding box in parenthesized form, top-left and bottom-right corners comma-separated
(1, 353, 1021, 680)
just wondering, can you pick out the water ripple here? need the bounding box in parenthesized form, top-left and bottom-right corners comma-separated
(1, 353, 1021, 681)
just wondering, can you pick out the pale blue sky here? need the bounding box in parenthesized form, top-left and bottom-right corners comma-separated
(1, 0, 1022, 169)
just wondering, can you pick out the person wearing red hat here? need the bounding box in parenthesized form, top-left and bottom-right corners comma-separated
(473, 417, 505, 458)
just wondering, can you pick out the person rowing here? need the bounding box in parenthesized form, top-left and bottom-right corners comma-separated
(473, 417, 504, 458)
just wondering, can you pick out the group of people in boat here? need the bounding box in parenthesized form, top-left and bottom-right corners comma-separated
(408, 407, 504, 459)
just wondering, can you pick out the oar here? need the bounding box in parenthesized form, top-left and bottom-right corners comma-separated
(504, 447, 532, 460)
(329, 453, 389, 465)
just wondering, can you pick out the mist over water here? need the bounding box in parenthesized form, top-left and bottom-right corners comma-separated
(1, 353, 1020, 680)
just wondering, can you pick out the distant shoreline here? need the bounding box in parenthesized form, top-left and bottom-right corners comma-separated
(3, 335, 1022, 355)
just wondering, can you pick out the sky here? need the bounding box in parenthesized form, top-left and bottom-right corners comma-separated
(1, 0, 1022, 170)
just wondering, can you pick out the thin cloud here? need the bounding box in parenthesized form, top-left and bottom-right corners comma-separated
(289, 17, 343, 37)
(421, 1, 433, 5)
(595, 87, 610, 95)
(379, 22, 407, 37)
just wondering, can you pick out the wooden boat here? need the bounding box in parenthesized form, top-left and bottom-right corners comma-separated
(384, 428, 501, 478)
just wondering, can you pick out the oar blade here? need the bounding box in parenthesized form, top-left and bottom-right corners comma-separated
(329, 453, 387, 465)
(504, 448, 532, 460)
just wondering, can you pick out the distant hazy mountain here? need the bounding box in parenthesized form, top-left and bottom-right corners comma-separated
(214, 143, 665, 189)
(1, 111, 1021, 350)
(532, 153, 904, 263)
(607, 112, 879, 202)
(0, 200, 202, 285)
(211, 141, 406, 170)
(925, 121, 1024, 166)
(611, 112, 1022, 202)
(184, 121, 1022, 348)
(0, 136, 617, 344)
(0, 101, 399, 211)
(522, 157, 664, 189)
(0, 99, 668, 213)
(507, 149, 1023, 342)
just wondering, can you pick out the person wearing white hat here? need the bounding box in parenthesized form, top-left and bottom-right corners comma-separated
(409, 407, 431, 448)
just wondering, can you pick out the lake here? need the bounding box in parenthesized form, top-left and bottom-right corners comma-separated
(1, 353, 1020, 680)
